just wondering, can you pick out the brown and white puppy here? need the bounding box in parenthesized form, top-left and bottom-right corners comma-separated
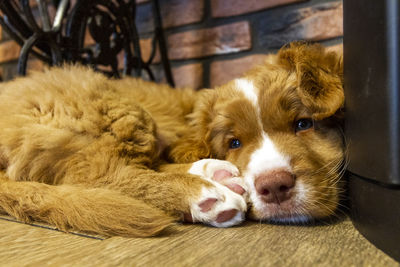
(0, 42, 344, 237)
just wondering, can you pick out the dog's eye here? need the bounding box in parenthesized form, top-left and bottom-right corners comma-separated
(229, 139, 241, 149)
(295, 118, 314, 132)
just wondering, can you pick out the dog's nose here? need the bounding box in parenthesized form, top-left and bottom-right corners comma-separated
(254, 170, 295, 204)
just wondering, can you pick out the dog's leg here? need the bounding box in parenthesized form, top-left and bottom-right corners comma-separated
(103, 163, 248, 228)
(65, 162, 246, 228)
(0, 173, 173, 237)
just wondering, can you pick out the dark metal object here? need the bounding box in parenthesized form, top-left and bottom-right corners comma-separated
(152, 0, 174, 87)
(0, 0, 174, 85)
(344, 0, 400, 185)
(344, 0, 400, 261)
(348, 173, 400, 261)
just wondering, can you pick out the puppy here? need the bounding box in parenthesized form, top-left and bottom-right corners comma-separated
(0, 42, 344, 237)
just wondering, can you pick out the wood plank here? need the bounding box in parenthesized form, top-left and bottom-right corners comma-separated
(0, 217, 398, 266)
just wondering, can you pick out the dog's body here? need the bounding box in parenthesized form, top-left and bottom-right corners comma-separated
(0, 43, 345, 237)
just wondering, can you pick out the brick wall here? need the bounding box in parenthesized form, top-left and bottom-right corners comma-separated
(0, 0, 343, 88)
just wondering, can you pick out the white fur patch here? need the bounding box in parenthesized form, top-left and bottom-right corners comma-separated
(188, 159, 239, 179)
(244, 132, 292, 212)
(246, 133, 291, 176)
(293, 180, 307, 204)
(235, 79, 259, 107)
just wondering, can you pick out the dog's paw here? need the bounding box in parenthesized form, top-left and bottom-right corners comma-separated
(187, 181, 247, 227)
(188, 159, 247, 196)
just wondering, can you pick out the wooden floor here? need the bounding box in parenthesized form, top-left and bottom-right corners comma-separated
(0, 216, 398, 266)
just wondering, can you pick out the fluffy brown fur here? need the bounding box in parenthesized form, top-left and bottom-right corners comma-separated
(0, 42, 344, 237)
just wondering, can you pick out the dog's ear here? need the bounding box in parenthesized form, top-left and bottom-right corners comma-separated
(168, 89, 217, 163)
(277, 42, 344, 120)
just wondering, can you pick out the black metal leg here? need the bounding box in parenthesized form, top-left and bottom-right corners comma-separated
(152, 0, 174, 87)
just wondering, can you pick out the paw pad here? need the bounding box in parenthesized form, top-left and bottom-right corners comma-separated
(213, 169, 233, 181)
(216, 209, 238, 223)
(189, 182, 246, 228)
(198, 198, 217, 212)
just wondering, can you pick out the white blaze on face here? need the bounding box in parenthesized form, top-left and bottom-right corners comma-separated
(246, 133, 291, 176)
(234, 78, 291, 176)
(234, 78, 293, 211)
(235, 78, 259, 108)
(244, 133, 292, 211)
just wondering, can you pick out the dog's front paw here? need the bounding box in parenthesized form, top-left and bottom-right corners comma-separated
(188, 159, 247, 196)
(187, 182, 247, 227)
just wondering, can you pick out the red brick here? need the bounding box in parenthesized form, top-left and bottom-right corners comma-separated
(0, 41, 20, 63)
(167, 21, 251, 60)
(258, 2, 343, 47)
(171, 63, 203, 89)
(210, 54, 269, 87)
(136, 0, 204, 32)
(212, 0, 307, 18)
(162, 0, 204, 29)
(301, 3, 343, 41)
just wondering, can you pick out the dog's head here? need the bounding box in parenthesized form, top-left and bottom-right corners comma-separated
(173, 42, 345, 223)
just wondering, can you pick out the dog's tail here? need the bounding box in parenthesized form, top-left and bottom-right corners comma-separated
(0, 175, 174, 237)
